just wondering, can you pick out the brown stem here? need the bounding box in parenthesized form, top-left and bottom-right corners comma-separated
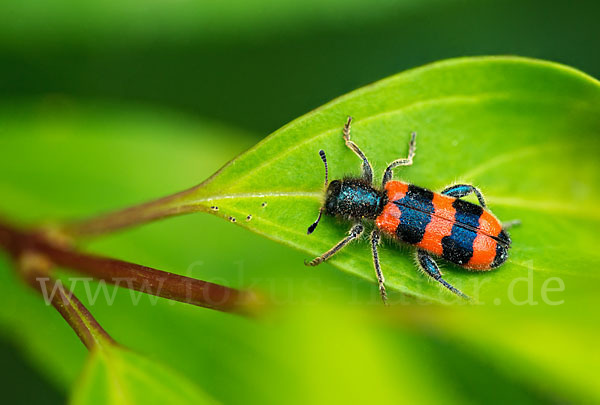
(0, 219, 263, 316)
(19, 251, 115, 349)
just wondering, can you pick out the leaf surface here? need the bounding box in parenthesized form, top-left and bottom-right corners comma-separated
(181, 56, 600, 302)
(71, 345, 215, 405)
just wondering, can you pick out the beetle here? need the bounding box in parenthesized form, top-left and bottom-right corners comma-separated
(305, 117, 519, 303)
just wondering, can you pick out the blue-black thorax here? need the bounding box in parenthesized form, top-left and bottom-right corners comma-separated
(325, 179, 387, 220)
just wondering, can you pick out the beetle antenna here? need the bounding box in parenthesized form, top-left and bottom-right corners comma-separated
(307, 150, 328, 235)
(319, 149, 328, 187)
(307, 209, 323, 234)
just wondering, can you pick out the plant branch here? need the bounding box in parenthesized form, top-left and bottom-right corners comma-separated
(0, 219, 263, 316)
(18, 251, 115, 349)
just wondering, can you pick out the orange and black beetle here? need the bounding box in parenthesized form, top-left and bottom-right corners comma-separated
(306, 117, 519, 302)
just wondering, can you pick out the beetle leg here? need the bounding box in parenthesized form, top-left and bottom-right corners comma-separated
(343, 116, 374, 184)
(442, 184, 486, 207)
(305, 223, 364, 266)
(370, 229, 388, 305)
(416, 249, 469, 300)
(382, 132, 417, 186)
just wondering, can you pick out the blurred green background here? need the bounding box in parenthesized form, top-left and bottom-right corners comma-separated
(2, 0, 599, 133)
(1, 0, 599, 404)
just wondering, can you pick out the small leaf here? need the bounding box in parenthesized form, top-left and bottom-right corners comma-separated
(178, 56, 600, 302)
(70, 344, 216, 405)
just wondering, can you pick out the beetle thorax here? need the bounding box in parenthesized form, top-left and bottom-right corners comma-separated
(324, 179, 387, 220)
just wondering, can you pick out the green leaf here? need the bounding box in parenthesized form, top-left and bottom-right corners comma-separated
(70, 344, 216, 405)
(177, 56, 600, 303)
